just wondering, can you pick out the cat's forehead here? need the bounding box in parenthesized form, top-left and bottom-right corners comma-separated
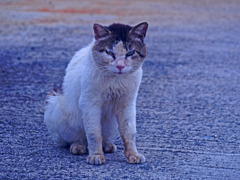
(113, 41, 127, 55)
(106, 23, 132, 43)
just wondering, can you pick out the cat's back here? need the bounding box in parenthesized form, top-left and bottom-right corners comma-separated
(62, 42, 94, 109)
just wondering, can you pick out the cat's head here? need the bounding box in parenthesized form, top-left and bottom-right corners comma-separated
(92, 22, 148, 75)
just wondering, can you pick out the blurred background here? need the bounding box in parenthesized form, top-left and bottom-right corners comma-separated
(1, 0, 239, 27)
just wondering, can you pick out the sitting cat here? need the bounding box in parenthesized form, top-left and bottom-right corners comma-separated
(44, 22, 148, 165)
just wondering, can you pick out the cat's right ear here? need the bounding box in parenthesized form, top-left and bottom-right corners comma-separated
(129, 22, 148, 41)
(93, 23, 111, 40)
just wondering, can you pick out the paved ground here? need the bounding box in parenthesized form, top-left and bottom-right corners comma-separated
(0, 0, 240, 179)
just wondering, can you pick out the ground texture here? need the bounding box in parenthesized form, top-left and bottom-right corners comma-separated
(0, 0, 240, 179)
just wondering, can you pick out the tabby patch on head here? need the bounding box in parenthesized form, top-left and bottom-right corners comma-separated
(92, 22, 148, 75)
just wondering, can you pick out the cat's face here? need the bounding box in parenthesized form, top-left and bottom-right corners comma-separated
(92, 22, 148, 75)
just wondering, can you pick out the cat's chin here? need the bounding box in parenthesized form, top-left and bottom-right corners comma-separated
(113, 72, 124, 76)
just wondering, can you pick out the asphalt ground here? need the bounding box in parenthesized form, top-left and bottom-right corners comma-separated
(0, 0, 240, 179)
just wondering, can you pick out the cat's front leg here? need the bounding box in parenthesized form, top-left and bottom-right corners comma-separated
(116, 102, 145, 164)
(80, 98, 105, 165)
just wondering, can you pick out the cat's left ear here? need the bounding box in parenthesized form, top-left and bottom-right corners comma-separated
(129, 22, 148, 40)
(93, 23, 111, 40)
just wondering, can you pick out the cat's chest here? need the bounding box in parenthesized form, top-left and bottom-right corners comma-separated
(103, 86, 126, 100)
(102, 79, 131, 100)
(99, 74, 139, 101)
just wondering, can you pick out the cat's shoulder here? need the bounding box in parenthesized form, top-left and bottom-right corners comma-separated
(73, 41, 94, 61)
(66, 41, 94, 72)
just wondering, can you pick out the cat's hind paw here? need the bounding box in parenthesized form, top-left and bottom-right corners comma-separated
(87, 154, 105, 165)
(103, 141, 117, 153)
(70, 142, 87, 155)
(125, 151, 146, 164)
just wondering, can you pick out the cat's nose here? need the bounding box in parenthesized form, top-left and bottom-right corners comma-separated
(117, 65, 124, 71)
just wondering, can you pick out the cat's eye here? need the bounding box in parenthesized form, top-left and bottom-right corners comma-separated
(126, 50, 135, 57)
(105, 50, 115, 59)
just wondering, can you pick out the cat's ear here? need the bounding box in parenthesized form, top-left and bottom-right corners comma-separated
(93, 23, 111, 40)
(129, 22, 148, 40)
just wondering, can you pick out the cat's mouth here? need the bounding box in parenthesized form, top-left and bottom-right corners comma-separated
(116, 71, 123, 75)
(110, 66, 131, 75)
(114, 67, 131, 75)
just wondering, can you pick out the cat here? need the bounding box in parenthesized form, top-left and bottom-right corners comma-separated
(44, 22, 148, 165)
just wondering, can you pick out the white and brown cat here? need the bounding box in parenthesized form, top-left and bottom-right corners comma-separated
(44, 22, 148, 165)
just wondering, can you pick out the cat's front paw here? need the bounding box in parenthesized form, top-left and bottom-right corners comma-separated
(87, 154, 106, 165)
(125, 151, 146, 164)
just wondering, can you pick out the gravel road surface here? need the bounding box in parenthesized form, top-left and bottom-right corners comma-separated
(1, 0, 240, 179)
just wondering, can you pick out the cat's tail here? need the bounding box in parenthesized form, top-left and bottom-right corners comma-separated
(45, 87, 62, 105)
(44, 87, 69, 147)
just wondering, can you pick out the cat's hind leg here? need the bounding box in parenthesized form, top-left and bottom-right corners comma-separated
(44, 90, 86, 149)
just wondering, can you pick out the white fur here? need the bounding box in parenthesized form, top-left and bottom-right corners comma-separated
(44, 40, 144, 163)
